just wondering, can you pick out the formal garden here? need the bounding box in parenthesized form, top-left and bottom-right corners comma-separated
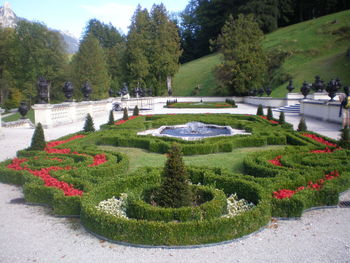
(0, 110, 349, 247)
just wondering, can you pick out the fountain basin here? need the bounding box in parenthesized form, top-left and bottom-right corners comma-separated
(137, 122, 250, 141)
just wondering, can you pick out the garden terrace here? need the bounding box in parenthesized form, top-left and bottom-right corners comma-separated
(0, 114, 349, 246)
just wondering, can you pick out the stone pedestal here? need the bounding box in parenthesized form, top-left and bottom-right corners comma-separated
(32, 104, 54, 128)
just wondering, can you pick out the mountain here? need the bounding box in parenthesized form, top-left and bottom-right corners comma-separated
(0, 2, 79, 54)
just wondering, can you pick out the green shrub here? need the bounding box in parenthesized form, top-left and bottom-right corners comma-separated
(123, 108, 128, 120)
(29, 123, 46, 151)
(107, 110, 114, 125)
(156, 144, 192, 208)
(257, 104, 264, 116)
(339, 127, 350, 149)
(83, 114, 95, 132)
(279, 112, 285, 124)
(297, 117, 307, 132)
(133, 105, 139, 116)
(267, 107, 273, 120)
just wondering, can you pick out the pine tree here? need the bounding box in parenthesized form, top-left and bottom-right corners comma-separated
(133, 105, 139, 116)
(29, 123, 46, 151)
(267, 106, 273, 120)
(107, 110, 114, 125)
(71, 34, 110, 100)
(257, 104, 264, 116)
(83, 113, 95, 132)
(156, 143, 192, 208)
(339, 127, 350, 149)
(123, 107, 129, 120)
(279, 111, 286, 124)
(297, 117, 307, 132)
(214, 14, 267, 95)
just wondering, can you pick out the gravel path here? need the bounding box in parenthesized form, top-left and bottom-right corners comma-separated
(1, 103, 349, 263)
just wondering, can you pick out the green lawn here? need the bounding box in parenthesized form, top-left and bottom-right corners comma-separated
(2, 109, 35, 123)
(173, 10, 350, 97)
(98, 145, 284, 173)
(166, 102, 235, 108)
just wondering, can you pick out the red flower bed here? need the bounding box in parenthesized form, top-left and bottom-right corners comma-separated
(273, 170, 340, 199)
(302, 133, 337, 147)
(115, 115, 138, 125)
(260, 116, 279, 124)
(88, 154, 107, 167)
(6, 159, 82, 196)
(45, 135, 86, 154)
(268, 155, 283, 166)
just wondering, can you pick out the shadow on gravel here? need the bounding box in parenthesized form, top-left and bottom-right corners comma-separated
(9, 197, 25, 204)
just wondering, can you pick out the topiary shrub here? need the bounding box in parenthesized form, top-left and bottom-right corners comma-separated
(123, 107, 128, 121)
(297, 117, 307, 132)
(155, 143, 192, 208)
(267, 106, 273, 120)
(29, 123, 46, 151)
(279, 112, 285, 124)
(107, 110, 114, 125)
(339, 127, 350, 149)
(83, 114, 95, 132)
(133, 105, 139, 116)
(257, 104, 264, 116)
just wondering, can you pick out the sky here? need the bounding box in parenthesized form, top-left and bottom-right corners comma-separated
(2, 0, 189, 38)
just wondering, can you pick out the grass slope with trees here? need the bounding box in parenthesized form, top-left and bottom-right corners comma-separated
(173, 10, 350, 97)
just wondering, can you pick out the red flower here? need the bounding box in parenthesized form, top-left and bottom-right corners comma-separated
(268, 155, 283, 166)
(260, 116, 279, 124)
(88, 154, 107, 167)
(302, 133, 337, 147)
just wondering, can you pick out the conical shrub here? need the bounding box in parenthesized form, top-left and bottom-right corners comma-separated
(29, 123, 46, 151)
(83, 113, 95, 132)
(339, 127, 350, 149)
(133, 105, 139, 116)
(297, 117, 307, 132)
(107, 110, 114, 125)
(123, 108, 128, 121)
(279, 112, 285, 124)
(267, 106, 273, 120)
(156, 143, 192, 208)
(257, 104, 264, 116)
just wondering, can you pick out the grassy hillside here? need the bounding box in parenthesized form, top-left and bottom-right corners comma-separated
(173, 10, 350, 97)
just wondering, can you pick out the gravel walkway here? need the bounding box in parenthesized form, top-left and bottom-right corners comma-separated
(0, 103, 349, 263)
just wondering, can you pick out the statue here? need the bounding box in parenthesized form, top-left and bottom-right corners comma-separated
(300, 81, 310, 99)
(286, 80, 294, 93)
(118, 83, 130, 99)
(37, 76, 49, 104)
(108, 88, 115, 97)
(63, 82, 74, 102)
(81, 82, 92, 101)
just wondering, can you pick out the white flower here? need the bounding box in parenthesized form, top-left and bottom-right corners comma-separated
(95, 193, 129, 219)
(222, 193, 254, 218)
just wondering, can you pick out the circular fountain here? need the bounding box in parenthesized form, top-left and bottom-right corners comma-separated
(137, 122, 250, 141)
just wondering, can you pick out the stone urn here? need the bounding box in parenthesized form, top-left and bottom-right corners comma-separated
(81, 82, 92, 101)
(18, 101, 29, 119)
(265, 87, 272, 96)
(257, 88, 265, 97)
(326, 78, 341, 101)
(286, 80, 294, 93)
(300, 81, 310, 99)
(63, 82, 74, 102)
(312, 75, 325, 92)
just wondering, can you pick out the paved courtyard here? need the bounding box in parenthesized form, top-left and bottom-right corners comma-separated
(0, 103, 349, 263)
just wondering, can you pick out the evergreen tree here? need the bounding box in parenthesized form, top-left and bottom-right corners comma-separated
(29, 123, 46, 151)
(83, 113, 95, 132)
(214, 15, 267, 95)
(297, 117, 307, 132)
(126, 5, 151, 91)
(71, 34, 110, 99)
(123, 107, 129, 120)
(279, 111, 286, 124)
(257, 104, 264, 116)
(148, 4, 182, 95)
(133, 105, 139, 116)
(107, 109, 114, 125)
(267, 106, 273, 120)
(156, 143, 192, 208)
